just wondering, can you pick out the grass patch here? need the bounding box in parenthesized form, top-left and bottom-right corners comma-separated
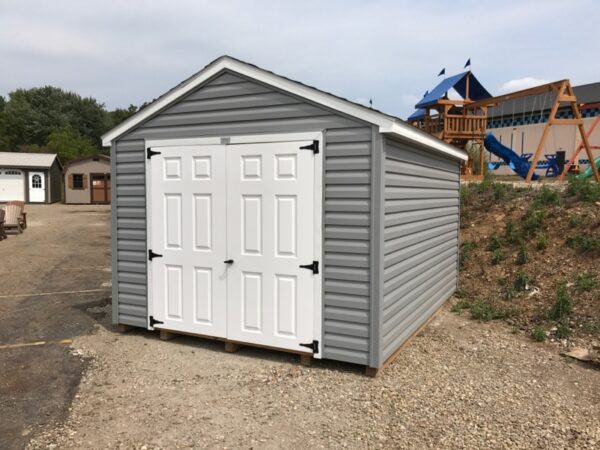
(493, 183, 513, 202)
(460, 185, 472, 208)
(566, 234, 600, 254)
(469, 300, 516, 322)
(575, 272, 597, 291)
(531, 326, 547, 342)
(555, 320, 571, 339)
(567, 176, 600, 202)
(568, 215, 582, 228)
(522, 210, 546, 237)
(516, 243, 529, 265)
(535, 186, 561, 206)
(487, 234, 503, 251)
(536, 232, 547, 250)
(491, 248, 504, 265)
(451, 299, 471, 313)
(549, 283, 572, 321)
(504, 218, 522, 244)
(459, 241, 475, 269)
(513, 270, 530, 292)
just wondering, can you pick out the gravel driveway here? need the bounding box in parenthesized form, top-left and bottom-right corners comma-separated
(28, 306, 600, 449)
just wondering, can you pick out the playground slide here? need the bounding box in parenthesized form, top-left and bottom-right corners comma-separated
(577, 156, 600, 179)
(483, 133, 539, 180)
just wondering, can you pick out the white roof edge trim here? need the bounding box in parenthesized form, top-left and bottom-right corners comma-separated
(101, 56, 467, 162)
(381, 122, 469, 161)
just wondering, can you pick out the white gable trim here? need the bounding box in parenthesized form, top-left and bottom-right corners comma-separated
(102, 56, 467, 161)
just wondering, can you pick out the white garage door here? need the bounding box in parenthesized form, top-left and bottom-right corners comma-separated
(0, 169, 25, 202)
(147, 139, 321, 355)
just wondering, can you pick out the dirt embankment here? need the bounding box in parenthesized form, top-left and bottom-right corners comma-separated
(457, 177, 600, 354)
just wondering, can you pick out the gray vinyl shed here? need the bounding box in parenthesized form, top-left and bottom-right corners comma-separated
(102, 56, 467, 372)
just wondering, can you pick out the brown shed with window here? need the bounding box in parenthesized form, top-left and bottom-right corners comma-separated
(63, 154, 111, 204)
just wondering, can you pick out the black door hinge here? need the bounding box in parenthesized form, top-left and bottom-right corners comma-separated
(299, 260, 319, 274)
(147, 147, 161, 159)
(299, 340, 319, 353)
(148, 249, 163, 261)
(149, 316, 164, 327)
(299, 140, 319, 154)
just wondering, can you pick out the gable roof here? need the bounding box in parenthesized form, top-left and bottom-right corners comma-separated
(102, 56, 467, 161)
(63, 153, 110, 172)
(0, 152, 60, 169)
(415, 71, 491, 109)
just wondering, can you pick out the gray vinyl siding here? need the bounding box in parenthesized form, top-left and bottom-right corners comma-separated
(113, 71, 373, 365)
(381, 137, 460, 362)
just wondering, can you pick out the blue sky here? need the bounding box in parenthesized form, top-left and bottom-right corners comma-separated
(0, 0, 598, 118)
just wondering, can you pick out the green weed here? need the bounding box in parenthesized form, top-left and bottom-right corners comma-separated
(522, 210, 546, 237)
(568, 215, 582, 228)
(459, 241, 475, 269)
(535, 186, 561, 206)
(469, 301, 516, 322)
(491, 248, 504, 265)
(536, 232, 547, 250)
(567, 177, 600, 202)
(566, 234, 600, 254)
(487, 235, 503, 252)
(555, 320, 571, 339)
(516, 243, 529, 265)
(451, 299, 471, 313)
(575, 272, 597, 291)
(531, 326, 547, 342)
(513, 270, 530, 292)
(504, 218, 522, 244)
(549, 283, 572, 321)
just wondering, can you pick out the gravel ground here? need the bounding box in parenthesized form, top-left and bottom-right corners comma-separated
(27, 306, 600, 449)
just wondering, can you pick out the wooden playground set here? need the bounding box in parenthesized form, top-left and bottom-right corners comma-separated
(408, 71, 600, 183)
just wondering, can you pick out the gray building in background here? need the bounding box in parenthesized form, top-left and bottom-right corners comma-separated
(102, 56, 466, 373)
(0, 152, 62, 204)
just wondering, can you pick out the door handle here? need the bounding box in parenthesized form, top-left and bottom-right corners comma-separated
(224, 259, 234, 264)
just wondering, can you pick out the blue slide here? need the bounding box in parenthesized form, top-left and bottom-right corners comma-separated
(484, 133, 539, 180)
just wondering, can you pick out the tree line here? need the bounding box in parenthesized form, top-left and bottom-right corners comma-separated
(0, 86, 146, 163)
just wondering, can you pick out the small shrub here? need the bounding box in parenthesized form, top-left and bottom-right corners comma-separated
(491, 248, 504, 265)
(469, 301, 515, 321)
(575, 272, 596, 291)
(459, 241, 475, 268)
(455, 287, 470, 299)
(566, 234, 600, 254)
(535, 186, 561, 206)
(513, 270, 530, 292)
(504, 218, 522, 243)
(516, 243, 529, 265)
(567, 177, 600, 202)
(487, 235, 503, 251)
(555, 320, 571, 339)
(531, 326, 547, 342)
(549, 283, 572, 321)
(505, 286, 516, 301)
(451, 299, 471, 313)
(536, 232, 547, 250)
(522, 210, 546, 237)
(568, 215, 582, 228)
(493, 183, 509, 202)
(475, 172, 494, 193)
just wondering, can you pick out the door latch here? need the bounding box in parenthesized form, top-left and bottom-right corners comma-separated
(299, 261, 319, 274)
(224, 259, 234, 264)
(299, 140, 319, 154)
(299, 340, 319, 353)
(146, 148, 161, 159)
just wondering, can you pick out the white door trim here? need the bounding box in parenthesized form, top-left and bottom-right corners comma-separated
(145, 131, 323, 357)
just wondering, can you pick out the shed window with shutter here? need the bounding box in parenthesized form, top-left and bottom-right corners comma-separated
(72, 174, 84, 189)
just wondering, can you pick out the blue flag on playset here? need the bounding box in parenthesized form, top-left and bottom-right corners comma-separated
(464, 58, 471, 68)
(437, 68, 445, 77)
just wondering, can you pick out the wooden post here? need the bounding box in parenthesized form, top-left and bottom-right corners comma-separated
(299, 354, 312, 366)
(116, 324, 134, 333)
(526, 82, 564, 182)
(159, 330, 176, 341)
(577, 123, 600, 182)
(224, 341, 240, 353)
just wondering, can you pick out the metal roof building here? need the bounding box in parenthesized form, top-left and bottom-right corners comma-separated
(0, 152, 62, 203)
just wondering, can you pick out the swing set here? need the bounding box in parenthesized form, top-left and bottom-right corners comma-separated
(410, 75, 600, 183)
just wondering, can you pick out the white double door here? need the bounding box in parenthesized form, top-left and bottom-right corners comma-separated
(149, 141, 318, 354)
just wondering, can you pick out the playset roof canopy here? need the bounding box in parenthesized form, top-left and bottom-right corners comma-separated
(415, 71, 491, 109)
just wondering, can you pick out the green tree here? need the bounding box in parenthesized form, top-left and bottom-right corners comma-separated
(106, 104, 138, 130)
(46, 127, 97, 163)
(0, 86, 108, 150)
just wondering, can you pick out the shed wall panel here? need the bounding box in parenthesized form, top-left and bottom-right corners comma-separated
(381, 138, 460, 361)
(113, 71, 372, 365)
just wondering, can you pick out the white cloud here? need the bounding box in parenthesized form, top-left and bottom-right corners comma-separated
(498, 77, 550, 93)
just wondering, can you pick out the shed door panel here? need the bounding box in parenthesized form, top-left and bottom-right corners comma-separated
(226, 142, 316, 353)
(28, 171, 45, 203)
(149, 145, 227, 337)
